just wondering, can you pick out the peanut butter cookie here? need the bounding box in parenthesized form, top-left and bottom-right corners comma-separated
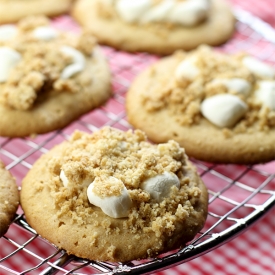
(0, 160, 19, 237)
(72, 0, 235, 54)
(126, 46, 275, 164)
(21, 127, 208, 262)
(0, 16, 111, 137)
(0, 0, 72, 24)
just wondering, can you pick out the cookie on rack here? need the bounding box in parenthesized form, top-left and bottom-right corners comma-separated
(126, 45, 275, 164)
(0, 16, 111, 137)
(21, 127, 208, 262)
(72, 0, 235, 55)
(0, 0, 73, 24)
(0, 161, 19, 237)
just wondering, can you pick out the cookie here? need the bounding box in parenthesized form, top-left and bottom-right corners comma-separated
(0, 0, 72, 24)
(0, 16, 111, 137)
(72, 0, 235, 55)
(0, 161, 19, 237)
(21, 127, 208, 262)
(126, 46, 275, 164)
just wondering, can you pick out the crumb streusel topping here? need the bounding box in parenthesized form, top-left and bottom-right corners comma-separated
(141, 46, 275, 135)
(46, 127, 204, 238)
(0, 16, 97, 111)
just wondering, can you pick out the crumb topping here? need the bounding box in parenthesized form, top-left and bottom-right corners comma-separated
(0, 16, 97, 111)
(46, 127, 204, 238)
(142, 46, 275, 134)
(92, 176, 124, 198)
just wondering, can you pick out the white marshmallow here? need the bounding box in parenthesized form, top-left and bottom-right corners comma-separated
(255, 81, 275, 111)
(116, 0, 152, 23)
(168, 0, 209, 26)
(0, 25, 17, 41)
(87, 177, 132, 218)
(60, 45, 85, 65)
(141, 0, 175, 23)
(0, 47, 21, 83)
(242, 56, 275, 79)
(60, 170, 69, 188)
(61, 63, 85, 80)
(141, 172, 180, 202)
(60, 46, 86, 79)
(201, 94, 248, 128)
(119, 141, 128, 151)
(211, 78, 252, 97)
(60, 170, 93, 188)
(115, 0, 209, 26)
(175, 56, 200, 81)
(32, 26, 59, 41)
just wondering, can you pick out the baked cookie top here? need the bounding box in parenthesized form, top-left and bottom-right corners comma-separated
(0, 161, 19, 237)
(0, 0, 72, 24)
(0, 16, 111, 137)
(126, 46, 275, 164)
(72, 0, 235, 54)
(21, 127, 208, 262)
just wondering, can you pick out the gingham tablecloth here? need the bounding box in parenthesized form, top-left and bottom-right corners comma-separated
(0, 0, 275, 275)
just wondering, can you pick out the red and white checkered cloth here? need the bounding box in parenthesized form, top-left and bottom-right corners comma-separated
(0, 0, 274, 275)
(230, 0, 275, 28)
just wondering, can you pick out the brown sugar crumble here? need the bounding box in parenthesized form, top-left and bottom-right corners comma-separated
(46, 127, 204, 238)
(0, 16, 97, 111)
(92, 176, 125, 198)
(141, 46, 275, 135)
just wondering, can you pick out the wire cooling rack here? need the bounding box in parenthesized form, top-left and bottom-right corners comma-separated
(1, 8, 275, 275)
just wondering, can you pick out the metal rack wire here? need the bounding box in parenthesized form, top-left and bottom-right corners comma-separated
(0, 9, 275, 275)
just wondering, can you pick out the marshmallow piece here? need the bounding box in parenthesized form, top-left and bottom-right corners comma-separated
(175, 56, 200, 81)
(169, 0, 209, 26)
(87, 177, 132, 218)
(60, 170, 69, 187)
(60, 46, 86, 65)
(115, 0, 209, 27)
(119, 141, 128, 151)
(212, 78, 252, 97)
(60, 170, 92, 188)
(116, 0, 152, 23)
(201, 94, 248, 128)
(60, 46, 86, 79)
(61, 63, 85, 80)
(141, 172, 180, 202)
(32, 26, 59, 41)
(255, 81, 275, 111)
(0, 47, 21, 83)
(141, 0, 175, 23)
(0, 25, 17, 41)
(242, 56, 275, 79)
